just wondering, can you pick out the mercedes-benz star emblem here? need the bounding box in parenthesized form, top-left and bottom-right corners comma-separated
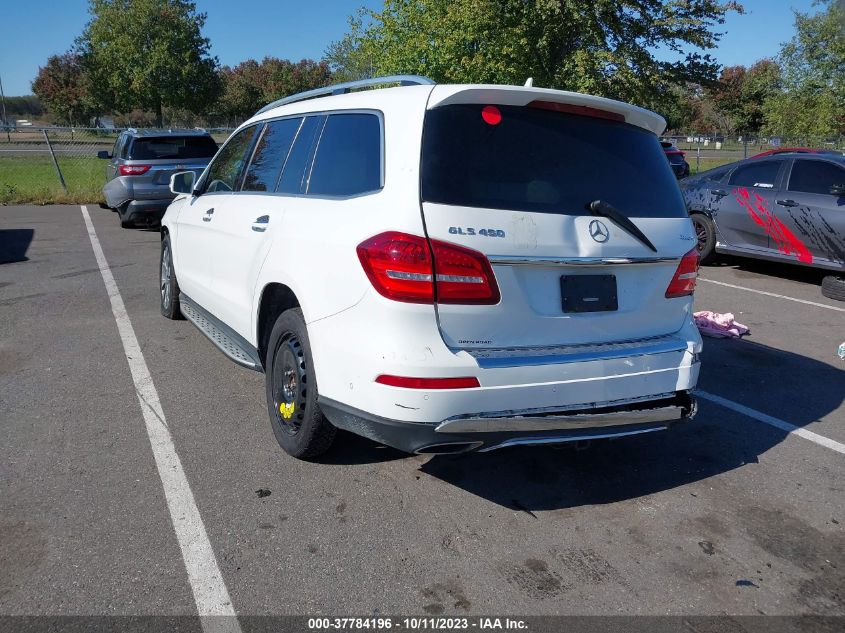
(589, 219, 610, 243)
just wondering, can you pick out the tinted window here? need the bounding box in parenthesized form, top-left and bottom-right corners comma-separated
(277, 116, 323, 194)
(128, 136, 218, 160)
(203, 126, 258, 194)
(242, 118, 301, 192)
(308, 113, 381, 196)
(422, 104, 686, 218)
(667, 153, 686, 165)
(787, 160, 845, 195)
(727, 161, 782, 189)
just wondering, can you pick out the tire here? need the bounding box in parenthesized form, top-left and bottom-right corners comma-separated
(821, 275, 845, 302)
(264, 308, 336, 459)
(691, 213, 716, 264)
(159, 235, 183, 319)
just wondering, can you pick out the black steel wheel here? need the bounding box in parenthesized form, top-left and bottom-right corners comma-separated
(690, 213, 716, 264)
(264, 308, 335, 459)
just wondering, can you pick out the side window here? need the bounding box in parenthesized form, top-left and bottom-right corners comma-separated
(308, 113, 382, 196)
(111, 135, 122, 158)
(787, 160, 845, 196)
(728, 161, 782, 189)
(241, 118, 301, 192)
(202, 125, 258, 194)
(277, 116, 324, 194)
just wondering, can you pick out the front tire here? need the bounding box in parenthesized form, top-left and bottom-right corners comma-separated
(265, 308, 336, 459)
(821, 275, 845, 302)
(691, 213, 716, 264)
(159, 235, 182, 319)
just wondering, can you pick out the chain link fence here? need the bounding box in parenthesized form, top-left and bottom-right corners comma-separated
(662, 134, 845, 174)
(0, 126, 234, 205)
(2, 126, 844, 204)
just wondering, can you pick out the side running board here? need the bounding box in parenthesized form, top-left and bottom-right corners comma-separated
(179, 294, 263, 372)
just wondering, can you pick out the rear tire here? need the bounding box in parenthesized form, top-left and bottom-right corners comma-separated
(691, 213, 716, 264)
(159, 235, 183, 319)
(821, 275, 845, 302)
(264, 308, 336, 459)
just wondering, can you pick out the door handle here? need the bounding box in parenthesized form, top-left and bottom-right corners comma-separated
(710, 189, 728, 197)
(202, 208, 214, 222)
(776, 199, 799, 207)
(251, 215, 269, 232)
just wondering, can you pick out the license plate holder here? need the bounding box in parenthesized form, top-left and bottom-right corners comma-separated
(561, 275, 618, 313)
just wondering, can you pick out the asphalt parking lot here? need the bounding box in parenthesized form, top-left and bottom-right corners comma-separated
(1, 205, 843, 624)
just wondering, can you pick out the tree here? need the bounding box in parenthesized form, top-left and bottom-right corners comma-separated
(217, 58, 332, 124)
(763, 0, 845, 138)
(326, 0, 744, 106)
(709, 60, 780, 135)
(31, 53, 96, 125)
(77, 0, 221, 127)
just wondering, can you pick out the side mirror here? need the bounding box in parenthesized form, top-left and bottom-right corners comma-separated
(97, 150, 111, 159)
(830, 183, 845, 197)
(170, 171, 196, 196)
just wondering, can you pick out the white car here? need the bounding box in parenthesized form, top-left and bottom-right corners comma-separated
(160, 76, 702, 459)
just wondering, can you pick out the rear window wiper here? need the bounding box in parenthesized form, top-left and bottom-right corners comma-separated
(587, 199, 657, 252)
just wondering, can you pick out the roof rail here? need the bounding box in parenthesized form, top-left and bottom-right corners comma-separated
(254, 75, 435, 116)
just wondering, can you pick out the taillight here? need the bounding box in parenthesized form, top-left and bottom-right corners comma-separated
(119, 164, 151, 176)
(430, 239, 500, 304)
(665, 248, 700, 298)
(375, 375, 480, 389)
(357, 232, 500, 305)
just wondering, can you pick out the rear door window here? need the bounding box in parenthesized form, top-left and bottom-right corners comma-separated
(307, 113, 382, 196)
(421, 104, 686, 218)
(202, 125, 259, 194)
(727, 161, 783, 189)
(241, 118, 301, 192)
(277, 116, 324, 194)
(128, 136, 218, 160)
(787, 160, 845, 195)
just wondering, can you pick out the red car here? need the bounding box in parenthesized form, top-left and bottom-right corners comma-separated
(751, 147, 843, 158)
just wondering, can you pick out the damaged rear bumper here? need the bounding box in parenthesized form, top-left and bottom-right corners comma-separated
(319, 391, 697, 454)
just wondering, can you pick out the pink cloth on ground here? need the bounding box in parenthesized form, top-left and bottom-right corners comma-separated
(693, 311, 750, 338)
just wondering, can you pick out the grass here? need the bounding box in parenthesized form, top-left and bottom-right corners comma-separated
(0, 156, 105, 205)
(689, 156, 736, 175)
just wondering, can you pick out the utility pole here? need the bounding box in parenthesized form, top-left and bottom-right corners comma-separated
(0, 72, 10, 142)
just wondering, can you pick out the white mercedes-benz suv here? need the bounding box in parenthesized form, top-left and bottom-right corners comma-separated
(160, 76, 701, 460)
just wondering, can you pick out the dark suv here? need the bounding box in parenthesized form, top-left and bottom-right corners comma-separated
(99, 129, 218, 228)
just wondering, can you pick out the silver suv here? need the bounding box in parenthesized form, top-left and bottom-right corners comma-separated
(99, 129, 218, 228)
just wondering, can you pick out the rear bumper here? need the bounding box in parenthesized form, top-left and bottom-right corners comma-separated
(122, 198, 172, 225)
(320, 390, 697, 454)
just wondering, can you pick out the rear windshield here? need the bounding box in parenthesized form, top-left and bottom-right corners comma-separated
(667, 153, 686, 165)
(128, 136, 218, 160)
(421, 104, 686, 218)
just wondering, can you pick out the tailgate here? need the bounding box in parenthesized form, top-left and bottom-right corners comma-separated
(420, 91, 695, 351)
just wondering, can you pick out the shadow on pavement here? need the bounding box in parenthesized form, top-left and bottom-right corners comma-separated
(0, 229, 35, 264)
(329, 338, 843, 510)
(707, 254, 829, 287)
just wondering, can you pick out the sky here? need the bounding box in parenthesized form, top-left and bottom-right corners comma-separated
(0, 0, 823, 97)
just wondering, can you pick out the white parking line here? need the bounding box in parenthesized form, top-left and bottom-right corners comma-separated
(698, 390, 845, 455)
(80, 206, 241, 633)
(699, 278, 845, 312)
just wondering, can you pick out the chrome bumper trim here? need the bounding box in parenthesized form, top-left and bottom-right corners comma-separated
(488, 256, 680, 266)
(435, 404, 686, 434)
(467, 335, 688, 368)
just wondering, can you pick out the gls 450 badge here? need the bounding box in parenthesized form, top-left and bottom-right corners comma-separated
(448, 227, 506, 237)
